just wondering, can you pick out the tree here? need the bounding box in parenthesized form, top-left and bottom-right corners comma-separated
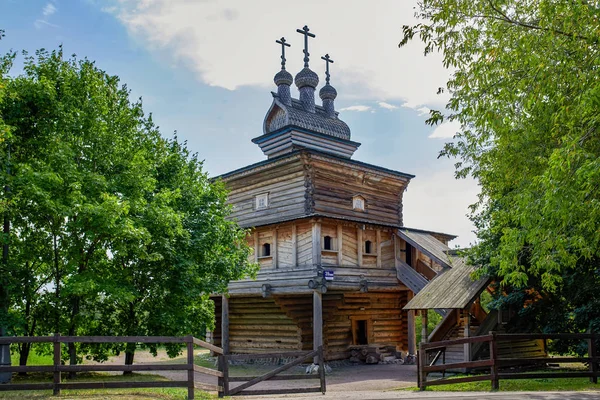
(400, 2, 600, 334)
(0, 46, 255, 370)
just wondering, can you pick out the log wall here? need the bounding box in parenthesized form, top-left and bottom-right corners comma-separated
(225, 158, 307, 228)
(310, 158, 408, 226)
(225, 296, 302, 354)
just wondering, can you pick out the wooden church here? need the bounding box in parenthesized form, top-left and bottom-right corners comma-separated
(209, 26, 462, 361)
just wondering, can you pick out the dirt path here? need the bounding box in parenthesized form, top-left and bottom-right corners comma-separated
(86, 350, 417, 393)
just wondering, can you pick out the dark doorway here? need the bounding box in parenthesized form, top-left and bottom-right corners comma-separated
(406, 242, 413, 266)
(355, 320, 368, 345)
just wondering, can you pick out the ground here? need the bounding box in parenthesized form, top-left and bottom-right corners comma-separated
(4, 349, 600, 399)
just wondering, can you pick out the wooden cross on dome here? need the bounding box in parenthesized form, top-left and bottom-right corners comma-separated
(321, 54, 334, 85)
(296, 25, 316, 68)
(276, 37, 291, 70)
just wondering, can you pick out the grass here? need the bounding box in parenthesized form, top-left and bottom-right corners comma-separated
(402, 372, 600, 392)
(10, 351, 53, 366)
(3, 349, 218, 400)
(0, 372, 217, 399)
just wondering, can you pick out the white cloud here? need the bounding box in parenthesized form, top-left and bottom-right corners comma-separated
(378, 101, 398, 110)
(43, 3, 57, 16)
(416, 106, 430, 116)
(429, 120, 461, 139)
(105, 0, 452, 109)
(339, 105, 372, 112)
(34, 19, 59, 29)
(403, 169, 479, 248)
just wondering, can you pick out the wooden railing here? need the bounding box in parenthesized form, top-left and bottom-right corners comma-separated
(219, 347, 326, 397)
(0, 335, 223, 400)
(418, 332, 599, 390)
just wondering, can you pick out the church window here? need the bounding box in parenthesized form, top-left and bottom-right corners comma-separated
(364, 240, 373, 254)
(255, 193, 269, 210)
(323, 235, 333, 250)
(352, 195, 365, 211)
(262, 243, 271, 257)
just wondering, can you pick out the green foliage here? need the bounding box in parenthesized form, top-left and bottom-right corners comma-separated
(415, 310, 442, 344)
(401, 1, 600, 337)
(0, 42, 255, 366)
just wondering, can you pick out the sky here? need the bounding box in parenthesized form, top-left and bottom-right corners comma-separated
(0, 0, 479, 247)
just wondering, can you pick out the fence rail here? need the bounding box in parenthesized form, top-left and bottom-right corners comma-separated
(418, 332, 599, 390)
(0, 335, 221, 399)
(218, 346, 326, 397)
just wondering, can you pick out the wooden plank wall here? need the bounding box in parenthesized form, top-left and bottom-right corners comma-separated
(226, 159, 307, 228)
(324, 292, 408, 360)
(310, 159, 407, 226)
(227, 297, 302, 354)
(246, 220, 401, 274)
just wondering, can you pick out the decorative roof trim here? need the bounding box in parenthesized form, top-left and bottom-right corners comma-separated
(214, 149, 415, 183)
(253, 125, 361, 147)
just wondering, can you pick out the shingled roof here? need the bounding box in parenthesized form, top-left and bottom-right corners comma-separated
(403, 257, 490, 310)
(263, 96, 351, 139)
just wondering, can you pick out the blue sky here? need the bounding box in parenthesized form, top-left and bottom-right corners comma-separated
(0, 0, 479, 246)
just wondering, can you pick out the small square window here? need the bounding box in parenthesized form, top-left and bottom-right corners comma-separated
(352, 195, 365, 211)
(255, 193, 269, 210)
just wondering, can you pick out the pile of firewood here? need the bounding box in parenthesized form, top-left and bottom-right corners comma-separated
(348, 345, 402, 364)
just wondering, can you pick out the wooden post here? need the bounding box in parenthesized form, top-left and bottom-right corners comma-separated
(336, 224, 343, 266)
(407, 308, 416, 355)
(418, 342, 427, 391)
(272, 228, 278, 268)
(376, 230, 381, 267)
(318, 346, 326, 394)
(187, 337, 195, 400)
(291, 223, 297, 267)
(217, 355, 226, 398)
(254, 231, 259, 262)
(53, 334, 61, 396)
(357, 227, 363, 266)
(489, 331, 499, 390)
(421, 310, 428, 343)
(464, 311, 471, 364)
(313, 290, 323, 364)
(588, 331, 597, 384)
(221, 295, 230, 355)
(312, 221, 321, 266)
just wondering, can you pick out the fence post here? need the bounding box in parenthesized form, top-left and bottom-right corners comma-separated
(318, 346, 326, 394)
(489, 332, 499, 390)
(217, 354, 229, 397)
(418, 343, 426, 391)
(589, 331, 597, 384)
(187, 336, 195, 400)
(53, 334, 61, 396)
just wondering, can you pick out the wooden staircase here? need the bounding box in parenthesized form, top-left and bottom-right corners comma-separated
(395, 259, 447, 316)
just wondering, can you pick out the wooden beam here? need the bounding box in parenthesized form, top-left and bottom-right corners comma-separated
(337, 224, 343, 266)
(376, 230, 382, 267)
(313, 291, 323, 364)
(357, 227, 363, 267)
(312, 221, 321, 266)
(254, 231, 259, 263)
(291, 224, 297, 268)
(407, 292, 416, 355)
(421, 310, 428, 344)
(273, 228, 278, 269)
(464, 311, 471, 363)
(221, 295, 230, 355)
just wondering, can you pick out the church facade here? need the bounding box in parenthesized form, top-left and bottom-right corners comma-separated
(210, 26, 457, 361)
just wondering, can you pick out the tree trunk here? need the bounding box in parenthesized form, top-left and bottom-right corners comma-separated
(123, 302, 137, 375)
(18, 343, 31, 376)
(123, 344, 135, 375)
(67, 296, 80, 379)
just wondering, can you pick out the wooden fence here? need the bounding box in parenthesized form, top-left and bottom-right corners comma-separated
(218, 347, 326, 397)
(418, 332, 599, 390)
(0, 335, 223, 400)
